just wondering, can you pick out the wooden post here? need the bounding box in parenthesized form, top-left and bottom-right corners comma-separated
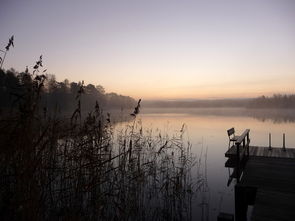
(236, 142, 240, 183)
(235, 185, 247, 221)
(283, 133, 286, 151)
(243, 139, 245, 158)
(247, 132, 250, 156)
(268, 133, 272, 150)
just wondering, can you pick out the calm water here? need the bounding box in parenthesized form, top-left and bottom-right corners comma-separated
(116, 107, 295, 220)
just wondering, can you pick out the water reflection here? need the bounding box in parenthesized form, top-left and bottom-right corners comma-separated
(141, 107, 295, 123)
(116, 107, 295, 220)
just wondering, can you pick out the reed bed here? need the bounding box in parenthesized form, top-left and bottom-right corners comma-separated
(0, 66, 201, 221)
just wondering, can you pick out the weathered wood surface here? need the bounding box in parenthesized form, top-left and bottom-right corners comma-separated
(225, 146, 295, 158)
(240, 157, 295, 192)
(225, 145, 246, 158)
(251, 189, 295, 221)
(235, 129, 250, 144)
(238, 157, 295, 221)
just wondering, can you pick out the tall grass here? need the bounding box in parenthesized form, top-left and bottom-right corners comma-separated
(0, 60, 200, 220)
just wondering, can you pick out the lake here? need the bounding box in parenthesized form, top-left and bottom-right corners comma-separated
(116, 107, 295, 220)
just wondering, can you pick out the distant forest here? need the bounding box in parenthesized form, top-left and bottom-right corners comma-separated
(143, 95, 295, 109)
(0, 68, 136, 112)
(248, 94, 295, 108)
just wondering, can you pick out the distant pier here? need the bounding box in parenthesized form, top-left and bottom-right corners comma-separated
(224, 129, 295, 221)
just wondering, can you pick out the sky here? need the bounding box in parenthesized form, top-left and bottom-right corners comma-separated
(0, 0, 295, 100)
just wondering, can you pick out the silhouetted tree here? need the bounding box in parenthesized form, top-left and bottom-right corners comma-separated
(0, 68, 136, 113)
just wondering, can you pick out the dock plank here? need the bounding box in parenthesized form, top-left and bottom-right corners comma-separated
(237, 157, 295, 221)
(226, 146, 295, 159)
(225, 145, 246, 158)
(252, 190, 295, 221)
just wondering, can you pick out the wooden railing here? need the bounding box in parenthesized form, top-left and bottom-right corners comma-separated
(235, 129, 250, 182)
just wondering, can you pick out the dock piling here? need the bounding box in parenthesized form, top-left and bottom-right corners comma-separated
(283, 133, 286, 151)
(268, 133, 272, 150)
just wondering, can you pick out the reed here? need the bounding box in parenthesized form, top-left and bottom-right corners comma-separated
(0, 57, 200, 221)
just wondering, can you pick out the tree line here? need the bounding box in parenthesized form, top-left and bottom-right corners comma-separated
(143, 95, 295, 109)
(0, 68, 136, 113)
(248, 94, 295, 108)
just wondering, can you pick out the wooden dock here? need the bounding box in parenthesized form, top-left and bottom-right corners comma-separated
(224, 129, 295, 221)
(239, 157, 295, 221)
(225, 145, 295, 159)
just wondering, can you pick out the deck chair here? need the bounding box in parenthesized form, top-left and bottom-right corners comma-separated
(227, 127, 240, 148)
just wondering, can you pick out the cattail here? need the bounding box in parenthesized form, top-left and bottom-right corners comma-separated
(130, 99, 141, 116)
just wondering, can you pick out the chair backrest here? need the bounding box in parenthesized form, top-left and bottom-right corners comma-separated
(227, 127, 235, 137)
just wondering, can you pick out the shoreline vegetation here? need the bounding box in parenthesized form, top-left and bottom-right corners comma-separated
(0, 59, 201, 220)
(0, 68, 136, 114)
